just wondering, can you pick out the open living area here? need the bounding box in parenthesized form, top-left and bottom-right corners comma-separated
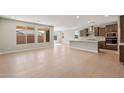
(0, 15, 124, 77)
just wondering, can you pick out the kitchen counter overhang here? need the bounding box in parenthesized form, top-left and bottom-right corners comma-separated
(70, 40, 99, 53)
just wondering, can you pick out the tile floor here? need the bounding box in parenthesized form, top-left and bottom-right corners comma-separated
(0, 44, 124, 78)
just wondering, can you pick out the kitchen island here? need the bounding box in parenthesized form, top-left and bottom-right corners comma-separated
(70, 39, 99, 53)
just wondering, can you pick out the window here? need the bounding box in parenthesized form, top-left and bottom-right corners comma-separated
(27, 30, 35, 43)
(16, 30, 26, 44)
(16, 26, 26, 44)
(38, 28, 50, 43)
(16, 26, 50, 44)
(16, 25, 35, 44)
(26, 26, 35, 43)
(38, 31, 45, 43)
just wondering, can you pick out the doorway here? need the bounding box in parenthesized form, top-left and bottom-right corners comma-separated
(54, 31, 64, 44)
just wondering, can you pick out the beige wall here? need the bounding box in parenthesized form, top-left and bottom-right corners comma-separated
(0, 18, 54, 54)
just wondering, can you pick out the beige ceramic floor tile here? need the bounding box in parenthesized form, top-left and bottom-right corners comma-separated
(0, 44, 123, 78)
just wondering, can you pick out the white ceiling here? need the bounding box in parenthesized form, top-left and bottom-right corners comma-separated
(0, 15, 118, 31)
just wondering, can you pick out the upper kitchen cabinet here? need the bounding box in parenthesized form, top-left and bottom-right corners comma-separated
(120, 16, 124, 43)
(113, 24, 117, 32)
(95, 23, 117, 37)
(95, 27, 106, 36)
(95, 27, 99, 36)
(99, 27, 106, 36)
(105, 24, 117, 32)
(105, 25, 112, 32)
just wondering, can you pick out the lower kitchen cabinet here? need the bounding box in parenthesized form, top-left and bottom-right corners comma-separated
(98, 41, 106, 49)
(106, 44, 117, 50)
(120, 45, 124, 64)
(98, 41, 117, 50)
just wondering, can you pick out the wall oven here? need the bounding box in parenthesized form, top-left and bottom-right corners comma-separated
(105, 32, 117, 44)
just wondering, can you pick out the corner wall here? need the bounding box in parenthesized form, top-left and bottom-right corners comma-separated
(0, 18, 54, 54)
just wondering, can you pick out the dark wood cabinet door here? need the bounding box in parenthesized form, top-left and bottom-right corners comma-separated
(120, 16, 124, 43)
(95, 27, 99, 36)
(105, 25, 109, 32)
(120, 45, 124, 63)
(105, 24, 117, 33)
(98, 41, 106, 49)
(109, 25, 113, 32)
(113, 24, 117, 32)
(99, 28, 105, 36)
(106, 45, 117, 50)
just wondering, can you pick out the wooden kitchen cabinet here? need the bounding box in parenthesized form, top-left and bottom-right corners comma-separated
(106, 44, 117, 50)
(120, 45, 124, 63)
(99, 28, 106, 36)
(95, 27, 106, 36)
(96, 23, 118, 50)
(105, 24, 117, 32)
(110, 25, 113, 32)
(113, 24, 117, 32)
(105, 25, 111, 32)
(98, 41, 117, 50)
(120, 16, 124, 64)
(95, 24, 117, 36)
(98, 41, 106, 49)
(120, 16, 124, 43)
(95, 27, 99, 36)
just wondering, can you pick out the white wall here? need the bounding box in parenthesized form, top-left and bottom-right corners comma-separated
(0, 18, 54, 54)
(62, 30, 75, 44)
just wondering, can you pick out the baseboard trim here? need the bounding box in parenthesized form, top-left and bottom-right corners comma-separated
(0, 45, 54, 55)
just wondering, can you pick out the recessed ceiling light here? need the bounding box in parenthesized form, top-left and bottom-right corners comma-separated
(76, 16, 80, 19)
